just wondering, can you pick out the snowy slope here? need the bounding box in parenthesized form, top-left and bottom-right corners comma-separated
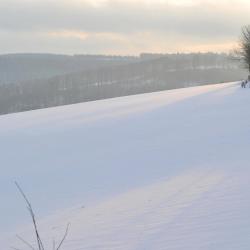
(1, 82, 250, 250)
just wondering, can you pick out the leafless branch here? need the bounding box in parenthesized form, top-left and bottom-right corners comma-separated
(14, 182, 70, 250)
(11, 247, 23, 250)
(55, 223, 70, 250)
(16, 235, 36, 250)
(15, 182, 44, 250)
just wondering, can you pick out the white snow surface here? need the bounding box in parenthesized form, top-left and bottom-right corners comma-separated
(1, 82, 250, 249)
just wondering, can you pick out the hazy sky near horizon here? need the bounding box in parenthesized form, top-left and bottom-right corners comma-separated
(1, 0, 250, 55)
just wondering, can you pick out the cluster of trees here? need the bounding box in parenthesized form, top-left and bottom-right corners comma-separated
(0, 53, 246, 115)
(140, 52, 237, 70)
(0, 54, 137, 85)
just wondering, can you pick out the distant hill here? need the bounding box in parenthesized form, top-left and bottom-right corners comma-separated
(0, 53, 137, 85)
(0, 53, 247, 115)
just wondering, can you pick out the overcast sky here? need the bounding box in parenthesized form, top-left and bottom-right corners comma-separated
(1, 0, 250, 55)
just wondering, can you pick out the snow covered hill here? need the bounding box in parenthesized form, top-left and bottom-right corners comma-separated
(1, 82, 250, 250)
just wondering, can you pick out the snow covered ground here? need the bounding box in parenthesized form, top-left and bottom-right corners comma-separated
(1, 82, 250, 249)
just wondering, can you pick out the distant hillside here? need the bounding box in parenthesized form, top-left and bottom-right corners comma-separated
(0, 53, 247, 115)
(0, 53, 137, 85)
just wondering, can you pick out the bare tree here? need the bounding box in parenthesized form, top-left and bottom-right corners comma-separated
(13, 182, 70, 250)
(233, 25, 250, 73)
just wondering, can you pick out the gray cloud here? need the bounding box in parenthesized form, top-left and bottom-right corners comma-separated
(0, 0, 250, 54)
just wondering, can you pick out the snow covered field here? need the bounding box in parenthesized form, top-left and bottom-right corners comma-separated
(1, 82, 250, 249)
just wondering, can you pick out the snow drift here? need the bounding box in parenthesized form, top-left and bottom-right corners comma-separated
(1, 82, 250, 250)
